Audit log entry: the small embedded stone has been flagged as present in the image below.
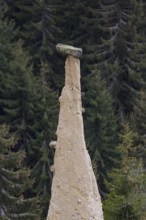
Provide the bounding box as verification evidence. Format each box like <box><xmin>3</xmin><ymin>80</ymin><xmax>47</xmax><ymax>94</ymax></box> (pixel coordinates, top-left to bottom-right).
<box><xmin>81</xmin><ymin>92</ymin><xmax>85</xmax><ymax>97</ymax></box>
<box><xmin>49</xmin><ymin>141</ymin><xmax>57</xmax><ymax>149</ymax></box>
<box><xmin>77</xmin><ymin>199</ymin><xmax>82</xmax><ymax>204</ymax></box>
<box><xmin>50</xmin><ymin>165</ymin><xmax>55</xmax><ymax>173</ymax></box>
<box><xmin>82</xmin><ymin>108</ymin><xmax>85</xmax><ymax>113</ymax></box>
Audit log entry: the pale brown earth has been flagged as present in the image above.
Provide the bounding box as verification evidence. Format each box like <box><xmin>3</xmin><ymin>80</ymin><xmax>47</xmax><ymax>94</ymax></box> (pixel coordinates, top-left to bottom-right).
<box><xmin>47</xmin><ymin>55</ymin><xmax>104</xmax><ymax>220</ymax></box>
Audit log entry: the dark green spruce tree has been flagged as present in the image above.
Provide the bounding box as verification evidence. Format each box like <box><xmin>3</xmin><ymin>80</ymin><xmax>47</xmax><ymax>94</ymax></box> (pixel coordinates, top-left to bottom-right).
<box><xmin>0</xmin><ymin>2</ymin><xmax>42</xmax><ymax>217</ymax></box>
<box><xmin>6</xmin><ymin>0</ymin><xmax>62</xmax><ymax>86</ymax></box>
<box><xmin>0</xmin><ymin>124</ymin><xmax>40</xmax><ymax>219</ymax></box>
<box><xmin>104</xmin><ymin>125</ymin><xmax>146</xmax><ymax>220</ymax></box>
<box><xmin>5</xmin><ymin>1</ymin><xmax>61</xmax><ymax>218</ymax></box>
<box><xmin>84</xmin><ymin>72</ymin><xmax>118</xmax><ymax>196</ymax></box>
<box><xmin>95</xmin><ymin>0</ymin><xmax>146</xmax><ymax>120</ymax></box>
<box><xmin>32</xmin><ymin>62</ymin><xmax>58</xmax><ymax>219</ymax></box>
<box><xmin>130</xmin><ymin>90</ymin><xmax>146</xmax><ymax>162</ymax></box>
<box><xmin>0</xmin><ymin>5</ymin><xmax>36</xmax><ymax>155</ymax></box>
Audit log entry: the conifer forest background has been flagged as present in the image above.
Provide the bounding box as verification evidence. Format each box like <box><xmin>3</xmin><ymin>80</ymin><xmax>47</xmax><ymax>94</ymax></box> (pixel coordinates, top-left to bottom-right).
<box><xmin>0</xmin><ymin>0</ymin><xmax>146</xmax><ymax>219</ymax></box>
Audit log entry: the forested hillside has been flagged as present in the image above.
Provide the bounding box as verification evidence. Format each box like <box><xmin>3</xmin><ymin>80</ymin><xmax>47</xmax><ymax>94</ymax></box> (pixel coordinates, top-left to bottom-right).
<box><xmin>0</xmin><ymin>0</ymin><xmax>146</xmax><ymax>219</ymax></box>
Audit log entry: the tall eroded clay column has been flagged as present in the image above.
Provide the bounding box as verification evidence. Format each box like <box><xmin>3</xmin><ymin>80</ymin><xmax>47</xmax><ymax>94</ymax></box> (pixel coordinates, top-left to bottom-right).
<box><xmin>47</xmin><ymin>44</ymin><xmax>104</xmax><ymax>220</ymax></box>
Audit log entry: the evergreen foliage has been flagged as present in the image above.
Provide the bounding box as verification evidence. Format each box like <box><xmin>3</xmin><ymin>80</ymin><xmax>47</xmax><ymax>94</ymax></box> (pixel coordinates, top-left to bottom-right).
<box><xmin>0</xmin><ymin>124</ymin><xmax>40</xmax><ymax>219</ymax></box>
<box><xmin>130</xmin><ymin>90</ymin><xmax>146</xmax><ymax>166</ymax></box>
<box><xmin>131</xmin><ymin>90</ymin><xmax>146</xmax><ymax>147</ymax></box>
<box><xmin>84</xmin><ymin>73</ymin><xmax>118</xmax><ymax>195</ymax></box>
<box><xmin>1</xmin><ymin>0</ymin><xmax>146</xmax><ymax>218</ymax></box>
<box><xmin>32</xmin><ymin>62</ymin><xmax>58</xmax><ymax>218</ymax></box>
<box><xmin>1</xmin><ymin>2</ymin><xmax>59</xmax><ymax>218</ymax></box>
<box><xmin>0</xmin><ymin>49</ymin><xmax>35</xmax><ymax>153</ymax></box>
<box><xmin>104</xmin><ymin>125</ymin><xmax>146</xmax><ymax>220</ymax></box>
<box><xmin>63</xmin><ymin>0</ymin><xmax>146</xmax><ymax>120</ymax></box>
<box><xmin>0</xmin><ymin>7</ymin><xmax>35</xmax><ymax>154</ymax></box>
<box><xmin>96</xmin><ymin>0</ymin><xmax>145</xmax><ymax>120</ymax></box>
<box><xmin>6</xmin><ymin>0</ymin><xmax>62</xmax><ymax>81</ymax></box>
<box><xmin>61</xmin><ymin>0</ymin><xmax>101</xmax><ymax>74</ymax></box>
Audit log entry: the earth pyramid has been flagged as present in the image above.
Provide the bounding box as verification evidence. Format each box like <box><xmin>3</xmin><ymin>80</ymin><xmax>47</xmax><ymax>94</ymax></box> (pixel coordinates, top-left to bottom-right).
<box><xmin>47</xmin><ymin>44</ymin><xmax>104</xmax><ymax>220</ymax></box>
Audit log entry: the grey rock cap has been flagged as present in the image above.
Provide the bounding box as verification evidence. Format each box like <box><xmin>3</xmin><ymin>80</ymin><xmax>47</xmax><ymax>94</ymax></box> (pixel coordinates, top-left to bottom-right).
<box><xmin>56</xmin><ymin>43</ymin><xmax>82</xmax><ymax>58</ymax></box>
